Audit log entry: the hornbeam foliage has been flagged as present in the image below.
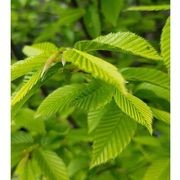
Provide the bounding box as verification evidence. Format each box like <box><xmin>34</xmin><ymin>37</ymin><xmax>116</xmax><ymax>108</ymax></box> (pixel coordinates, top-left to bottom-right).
<box><xmin>151</xmin><ymin>107</ymin><xmax>170</xmax><ymax>125</ymax></box>
<box><xmin>11</xmin><ymin>2</ymin><xmax>170</xmax><ymax>179</ymax></box>
<box><xmin>143</xmin><ymin>159</ymin><xmax>170</xmax><ymax>180</ymax></box>
<box><xmin>34</xmin><ymin>149</ymin><xmax>69</xmax><ymax>180</ymax></box>
<box><xmin>63</xmin><ymin>49</ymin><xmax>127</xmax><ymax>93</ymax></box>
<box><xmin>161</xmin><ymin>17</ymin><xmax>170</xmax><ymax>72</ymax></box>
<box><xmin>15</xmin><ymin>155</ymin><xmax>36</xmax><ymax>180</ymax></box>
<box><xmin>37</xmin><ymin>80</ymin><xmax>114</xmax><ymax>117</ymax></box>
<box><xmin>75</xmin><ymin>32</ymin><xmax>162</xmax><ymax>60</ymax></box>
<box><xmin>121</xmin><ymin>67</ymin><xmax>170</xmax><ymax>89</ymax></box>
<box><xmin>114</xmin><ymin>91</ymin><xmax>153</xmax><ymax>134</ymax></box>
<box><xmin>12</xmin><ymin>70</ymin><xmax>42</xmax><ymax>106</ymax></box>
<box><xmin>23</xmin><ymin>42</ymin><xmax>58</xmax><ymax>57</ymax></box>
<box><xmin>11</xmin><ymin>55</ymin><xmax>49</xmax><ymax>81</ymax></box>
<box><xmin>126</xmin><ymin>5</ymin><xmax>170</xmax><ymax>11</ymax></box>
<box><xmin>134</xmin><ymin>82</ymin><xmax>170</xmax><ymax>102</ymax></box>
<box><xmin>91</xmin><ymin>102</ymin><xmax>137</xmax><ymax>168</ymax></box>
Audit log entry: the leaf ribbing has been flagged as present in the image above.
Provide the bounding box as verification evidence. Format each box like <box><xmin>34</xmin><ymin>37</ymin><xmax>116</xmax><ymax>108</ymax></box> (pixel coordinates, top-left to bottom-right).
<box><xmin>161</xmin><ymin>17</ymin><xmax>170</xmax><ymax>72</ymax></box>
<box><xmin>91</xmin><ymin>102</ymin><xmax>136</xmax><ymax>168</ymax></box>
<box><xmin>63</xmin><ymin>49</ymin><xmax>127</xmax><ymax>93</ymax></box>
<box><xmin>12</xmin><ymin>64</ymin><xmax>60</xmax><ymax>117</ymax></box>
<box><xmin>88</xmin><ymin>106</ymin><xmax>107</xmax><ymax>133</ymax></box>
<box><xmin>11</xmin><ymin>69</ymin><xmax>41</xmax><ymax>106</ymax></box>
<box><xmin>75</xmin><ymin>32</ymin><xmax>162</xmax><ymax>60</ymax></box>
<box><xmin>34</xmin><ymin>149</ymin><xmax>69</xmax><ymax>180</ymax></box>
<box><xmin>114</xmin><ymin>91</ymin><xmax>153</xmax><ymax>134</ymax></box>
<box><xmin>121</xmin><ymin>67</ymin><xmax>170</xmax><ymax>89</ymax></box>
<box><xmin>11</xmin><ymin>132</ymin><xmax>34</xmax><ymax>145</ymax></box>
<box><xmin>11</xmin><ymin>55</ymin><xmax>49</xmax><ymax>81</ymax></box>
<box><xmin>37</xmin><ymin>84</ymin><xmax>84</xmax><ymax>117</ymax></box>
<box><xmin>37</xmin><ymin>80</ymin><xmax>114</xmax><ymax>117</ymax></box>
<box><xmin>72</xmin><ymin>80</ymin><xmax>114</xmax><ymax>111</ymax></box>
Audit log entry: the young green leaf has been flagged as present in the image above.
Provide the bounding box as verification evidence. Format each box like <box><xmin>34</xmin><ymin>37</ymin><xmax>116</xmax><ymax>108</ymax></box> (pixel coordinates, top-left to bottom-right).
<box><xmin>83</xmin><ymin>3</ymin><xmax>101</xmax><ymax>38</ymax></box>
<box><xmin>63</xmin><ymin>49</ymin><xmax>127</xmax><ymax>93</ymax></box>
<box><xmin>23</xmin><ymin>42</ymin><xmax>58</xmax><ymax>57</ymax></box>
<box><xmin>35</xmin><ymin>8</ymin><xmax>85</xmax><ymax>42</ymax></box>
<box><xmin>72</xmin><ymin>80</ymin><xmax>114</xmax><ymax>111</ymax></box>
<box><xmin>15</xmin><ymin>155</ymin><xmax>36</xmax><ymax>180</ymax></box>
<box><xmin>161</xmin><ymin>17</ymin><xmax>170</xmax><ymax>72</ymax></box>
<box><xmin>37</xmin><ymin>80</ymin><xmax>114</xmax><ymax>117</ymax></box>
<box><xmin>88</xmin><ymin>106</ymin><xmax>107</xmax><ymax>133</ymax></box>
<box><xmin>114</xmin><ymin>91</ymin><xmax>153</xmax><ymax>134</ymax></box>
<box><xmin>11</xmin><ymin>69</ymin><xmax>41</xmax><ymax>106</ymax></box>
<box><xmin>126</xmin><ymin>5</ymin><xmax>170</xmax><ymax>11</ymax></box>
<box><xmin>11</xmin><ymin>55</ymin><xmax>49</xmax><ymax>81</ymax></box>
<box><xmin>121</xmin><ymin>67</ymin><xmax>170</xmax><ymax>89</ymax></box>
<box><xmin>34</xmin><ymin>149</ymin><xmax>69</xmax><ymax>180</ymax></box>
<box><xmin>75</xmin><ymin>32</ymin><xmax>162</xmax><ymax>60</ymax></box>
<box><xmin>37</xmin><ymin>84</ymin><xmax>85</xmax><ymax>117</ymax></box>
<box><xmin>151</xmin><ymin>107</ymin><xmax>170</xmax><ymax>125</ymax></box>
<box><xmin>134</xmin><ymin>83</ymin><xmax>170</xmax><ymax>102</ymax></box>
<box><xmin>91</xmin><ymin>102</ymin><xmax>136</xmax><ymax>168</ymax></box>
<box><xmin>143</xmin><ymin>159</ymin><xmax>170</xmax><ymax>180</ymax></box>
<box><xmin>101</xmin><ymin>0</ymin><xmax>124</xmax><ymax>26</ymax></box>
<box><xmin>13</xmin><ymin>108</ymin><xmax>46</xmax><ymax>134</ymax></box>
<box><xmin>11</xmin><ymin>64</ymin><xmax>61</xmax><ymax>117</ymax></box>
<box><xmin>11</xmin><ymin>131</ymin><xmax>34</xmax><ymax>145</ymax></box>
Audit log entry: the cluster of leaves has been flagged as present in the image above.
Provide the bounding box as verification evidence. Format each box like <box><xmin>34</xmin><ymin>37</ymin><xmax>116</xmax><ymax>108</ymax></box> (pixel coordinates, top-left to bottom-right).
<box><xmin>11</xmin><ymin>0</ymin><xmax>170</xmax><ymax>179</ymax></box>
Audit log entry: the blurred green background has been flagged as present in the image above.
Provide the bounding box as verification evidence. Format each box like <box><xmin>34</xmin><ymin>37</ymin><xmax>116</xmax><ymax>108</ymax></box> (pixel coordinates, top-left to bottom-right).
<box><xmin>11</xmin><ymin>0</ymin><xmax>170</xmax><ymax>179</ymax></box>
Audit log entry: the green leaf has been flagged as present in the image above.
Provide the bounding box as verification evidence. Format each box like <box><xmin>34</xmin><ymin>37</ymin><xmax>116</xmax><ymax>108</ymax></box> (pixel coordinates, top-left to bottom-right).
<box><xmin>11</xmin><ymin>132</ymin><xmax>34</xmax><ymax>170</ymax></box>
<box><xmin>56</xmin><ymin>8</ymin><xmax>85</xmax><ymax>25</ymax></box>
<box><xmin>15</xmin><ymin>155</ymin><xmax>36</xmax><ymax>180</ymax></box>
<box><xmin>91</xmin><ymin>102</ymin><xmax>136</xmax><ymax>168</ymax></box>
<box><xmin>75</xmin><ymin>32</ymin><xmax>162</xmax><ymax>60</ymax></box>
<box><xmin>37</xmin><ymin>80</ymin><xmax>114</xmax><ymax>117</ymax></box>
<box><xmin>114</xmin><ymin>91</ymin><xmax>153</xmax><ymax>134</ymax></box>
<box><xmin>161</xmin><ymin>17</ymin><xmax>170</xmax><ymax>72</ymax></box>
<box><xmin>134</xmin><ymin>83</ymin><xmax>170</xmax><ymax>102</ymax></box>
<box><xmin>66</xmin><ymin>128</ymin><xmax>91</xmax><ymax>144</ymax></box>
<box><xmin>151</xmin><ymin>107</ymin><xmax>170</xmax><ymax>125</ymax></box>
<box><xmin>83</xmin><ymin>3</ymin><xmax>101</xmax><ymax>38</ymax></box>
<box><xmin>11</xmin><ymin>55</ymin><xmax>48</xmax><ymax>81</ymax></box>
<box><xmin>11</xmin><ymin>132</ymin><xmax>34</xmax><ymax>169</ymax></box>
<box><xmin>121</xmin><ymin>67</ymin><xmax>170</xmax><ymax>89</ymax></box>
<box><xmin>13</xmin><ymin>108</ymin><xmax>46</xmax><ymax>134</ymax></box>
<box><xmin>101</xmin><ymin>0</ymin><xmax>124</xmax><ymax>26</ymax></box>
<box><xmin>35</xmin><ymin>8</ymin><xmax>85</xmax><ymax>42</ymax></box>
<box><xmin>63</xmin><ymin>49</ymin><xmax>127</xmax><ymax>93</ymax></box>
<box><xmin>72</xmin><ymin>80</ymin><xmax>114</xmax><ymax>111</ymax></box>
<box><xmin>37</xmin><ymin>84</ymin><xmax>84</xmax><ymax>117</ymax></box>
<box><xmin>143</xmin><ymin>159</ymin><xmax>170</xmax><ymax>180</ymax></box>
<box><xmin>23</xmin><ymin>42</ymin><xmax>58</xmax><ymax>57</ymax></box>
<box><xmin>11</xmin><ymin>69</ymin><xmax>41</xmax><ymax>106</ymax></box>
<box><xmin>11</xmin><ymin>131</ymin><xmax>34</xmax><ymax>145</ymax></box>
<box><xmin>34</xmin><ymin>149</ymin><xmax>69</xmax><ymax>180</ymax></box>
<box><xmin>68</xmin><ymin>157</ymin><xmax>89</xmax><ymax>177</ymax></box>
<box><xmin>133</xmin><ymin>136</ymin><xmax>160</xmax><ymax>147</ymax></box>
<box><xmin>11</xmin><ymin>64</ymin><xmax>60</xmax><ymax>117</ymax></box>
<box><xmin>126</xmin><ymin>5</ymin><xmax>170</xmax><ymax>11</ymax></box>
<box><xmin>88</xmin><ymin>106</ymin><xmax>107</xmax><ymax>133</ymax></box>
